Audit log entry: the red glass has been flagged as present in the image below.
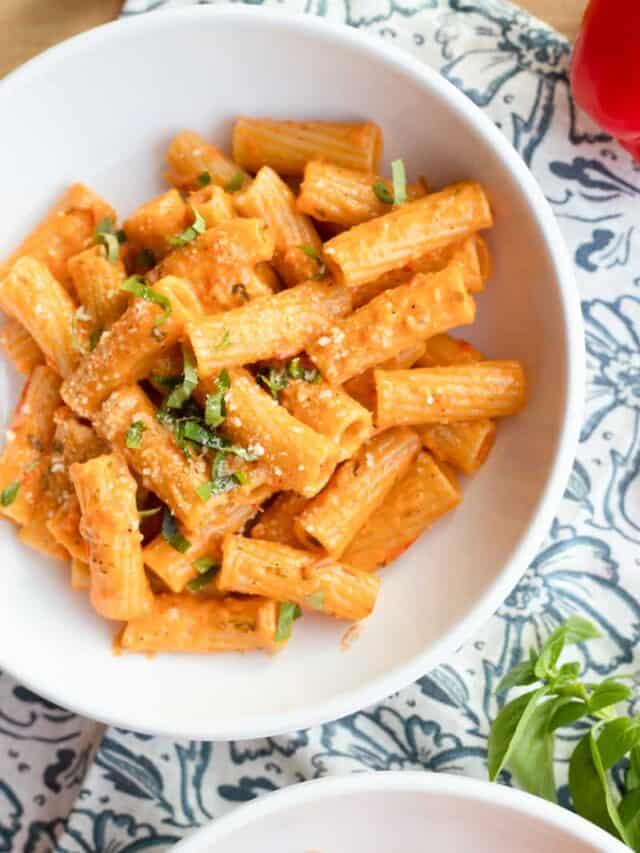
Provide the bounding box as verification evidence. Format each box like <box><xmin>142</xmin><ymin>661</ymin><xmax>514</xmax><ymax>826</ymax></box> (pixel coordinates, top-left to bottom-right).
<box><xmin>570</xmin><ymin>0</ymin><xmax>640</xmax><ymax>160</ymax></box>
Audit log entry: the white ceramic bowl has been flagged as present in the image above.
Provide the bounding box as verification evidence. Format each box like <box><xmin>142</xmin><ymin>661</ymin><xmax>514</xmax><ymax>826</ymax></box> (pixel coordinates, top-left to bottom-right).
<box><xmin>173</xmin><ymin>773</ymin><xmax>625</xmax><ymax>852</ymax></box>
<box><xmin>0</xmin><ymin>7</ymin><xmax>582</xmax><ymax>739</ymax></box>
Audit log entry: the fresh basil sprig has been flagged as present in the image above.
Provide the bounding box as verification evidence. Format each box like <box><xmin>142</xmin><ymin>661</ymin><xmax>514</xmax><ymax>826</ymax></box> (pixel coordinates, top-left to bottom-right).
<box><xmin>489</xmin><ymin>615</ymin><xmax>640</xmax><ymax>848</ymax></box>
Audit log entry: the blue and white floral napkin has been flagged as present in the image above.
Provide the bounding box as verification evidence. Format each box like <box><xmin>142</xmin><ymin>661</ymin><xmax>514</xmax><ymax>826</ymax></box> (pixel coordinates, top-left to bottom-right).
<box><xmin>2</xmin><ymin>1</ymin><xmax>640</xmax><ymax>850</ymax></box>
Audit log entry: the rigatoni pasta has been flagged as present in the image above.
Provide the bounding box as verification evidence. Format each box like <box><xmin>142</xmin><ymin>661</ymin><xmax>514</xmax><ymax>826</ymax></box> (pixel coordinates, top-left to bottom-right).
<box><xmin>307</xmin><ymin>265</ymin><xmax>474</xmax><ymax>385</ymax></box>
<box><xmin>232</xmin><ymin>119</ymin><xmax>383</xmax><ymax>176</ymax></box>
<box><xmin>0</xmin><ymin>114</ymin><xmax>526</xmax><ymax>658</ymax></box>
<box><xmin>375</xmin><ymin>361</ymin><xmax>527</xmax><ymax>428</ymax></box>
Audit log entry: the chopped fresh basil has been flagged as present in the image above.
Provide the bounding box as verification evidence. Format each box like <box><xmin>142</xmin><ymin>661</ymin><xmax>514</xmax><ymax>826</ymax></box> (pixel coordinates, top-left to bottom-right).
<box><xmin>138</xmin><ymin>506</ymin><xmax>161</xmax><ymax>518</ymax></box>
<box><xmin>275</xmin><ymin>601</ymin><xmax>302</xmax><ymax>643</ymax></box>
<box><xmin>197</xmin><ymin>171</ymin><xmax>212</xmax><ymax>187</ymax></box>
<box><xmin>287</xmin><ymin>357</ymin><xmax>321</xmax><ymax>384</ymax></box>
<box><xmin>258</xmin><ymin>366</ymin><xmax>289</xmax><ymax>399</ymax></box>
<box><xmin>152</xmin><ymin>374</ymin><xmax>182</xmax><ymax>391</ymax></box>
<box><xmin>165</xmin><ymin>345</ymin><xmax>198</xmax><ymax>410</ymax></box>
<box><xmin>231</xmin><ymin>283</ymin><xmax>249</xmax><ymax>301</ymax></box>
<box><xmin>89</xmin><ymin>328</ymin><xmax>102</xmax><ymax>352</ymax></box>
<box><xmin>120</xmin><ymin>275</ymin><xmax>171</xmax><ymax>326</ymax></box>
<box><xmin>225</xmin><ymin>172</ymin><xmax>244</xmax><ymax>193</ymax></box>
<box><xmin>95</xmin><ymin>216</ymin><xmax>121</xmax><ymax>262</ymax></box>
<box><xmin>214</xmin><ymin>328</ymin><xmax>231</xmax><ymax>350</ymax></box>
<box><xmin>167</xmin><ymin>205</ymin><xmax>206</xmax><ymax>248</ymax></box>
<box><xmin>125</xmin><ymin>420</ymin><xmax>146</xmax><ymax>449</ymax></box>
<box><xmin>305</xmin><ymin>591</ymin><xmax>325</xmax><ymax>611</ymax></box>
<box><xmin>391</xmin><ymin>159</ymin><xmax>407</xmax><ymax>205</ymax></box>
<box><xmin>193</xmin><ymin>556</ymin><xmax>218</xmax><ymax>573</ymax></box>
<box><xmin>204</xmin><ymin>369</ymin><xmax>230</xmax><ymax>429</ymax></box>
<box><xmin>196</xmin><ymin>452</ymin><xmax>248</xmax><ymax>501</ymax></box>
<box><xmin>373</xmin><ymin>179</ymin><xmax>394</xmax><ymax>205</ymax></box>
<box><xmin>186</xmin><ymin>566</ymin><xmax>219</xmax><ymax>592</ymax></box>
<box><xmin>0</xmin><ymin>481</ymin><xmax>20</xmax><ymax>507</ymax></box>
<box><xmin>161</xmin><ymin>508</ymin><xmax>191</xmax><ymax>553</ymax></box>
<box><xmin>297</xmin><ymin>243</ymin><xmax>326</xmax><ymax>277</ymax></box>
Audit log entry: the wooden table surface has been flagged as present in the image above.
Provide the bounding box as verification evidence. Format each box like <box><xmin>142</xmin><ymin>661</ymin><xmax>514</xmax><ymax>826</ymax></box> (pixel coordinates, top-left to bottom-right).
<box><xmin>1</xmin><ymin>0</ymin><xmax>587</xmax><ymax>79</ymax></box>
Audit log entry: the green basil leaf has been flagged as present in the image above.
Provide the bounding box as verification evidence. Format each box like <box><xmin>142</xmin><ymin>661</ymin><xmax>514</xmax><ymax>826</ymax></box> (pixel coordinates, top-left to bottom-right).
<box><xmin>496</xmin><ymin>660</ymin><xmax>539</xmax><ymax>694</ymax></box>
<box><xmin>619</xmin><ymin>788</ymin><xmax>640</xmax><ymax>850</ymax></box>
<box><xmin>373</xmin><ymin>180</ymin><xmax>394</xmax><ymax>204</ymax></box>
<box><xmin>508</xmin><ymin>695</ymin><xmax>559</xmax><ymax>802</ymax></box>
<box><xmin>197</xmin><ymin>171</ymin><xmax>212</xmax><ymax>187</ymax></box>
<box><xmin>0</xmin><ymin>481</ymin><xmax>20</xmax><ymax>507</ymax></box>
<box><xmin>488</xmin><ymin>686</ymin><xmax>548</xmax><ymax>781</ymax></box>
<box><xmin>391</xmin><ymin>159</ymin><xmax>407</xmax><ymax>205</ymax></box>
<box><xmin>186</xmin><ymin>563</ymin><xmax>219</xmax><ymax>591</ymax></box>
<box><xmin>297</xmin><ymin>243</ymin><xmax>326</xmax><ymax>277</ymax></box>
<box><xmin>287</xmin><ymin>357</ymin><xmax>321</xmax><ymax>384</ymax></box>
<box><xmin>89</xmin><ymin>328</ymin><xmax>102</xmax><ymax>351</ymax></box>
<box><xmin>125</xmin><ymin>420</ymin><xmax>146</xmax><ymax>449</ymax></box>
<box><xmin>138</xmin><ymin>506</ymin><xmax>161</xmax><ymax>518</ymax></box>
<box><xmin>161</xmin><ymin>508</ymin><xmax>191</xmax><ymax>553</ymax></box>
<box><xmin>258</xmin><ymin>367</ymin><xmax>289</xmax><ymax>399</ymax></box>
<box><xmin>569</xmin><ymin>730</ymin><xmax>629</xmax><ymax>843</ymax></box>
<box><xmin>305</xmin><ymin>591</ymin><xmax>324</xmax><ymax>611</ymax></box>
<box><xmin>120</xmin><ymin>276</ymin><xmax>171</xmax><ymax>326</ymax></box>
<box><xmin>165</xmin><ymin>346</ymin><xmax>198</xmax><ymax>410</ymax></box>
<box><xmin>94</xmin><ymin>216</ymin><xmax>121</xmax><ymax>262</ymax></box>
<box><xmin>214</xmin><ymin>329</ymin><xmax>231</xmax><ymax>350</ymax></box>
<box><xmin>597</xmin><ymin>718</ymin><xmax>640</xmax><ymax>770</ymax></box>
<box><xmin>167</xmin><ymin>204</ymin><xmax>206</xmax><ymax>248</ymax></box>
<box><xmin>275</xmin><ymin>601</ymin><xmax>301</xmax><ymax>643</ymax></box>
<box><xmin>193</xmin><ymin>556</ymin><xmax>218</xmax><ymax>574</ymax></box>
<box><xmin>626</xmin><ymin>746</ymin><xmax>640</xmax><ymax>792</ymax></box>
<box><xmin>548</xmin><ymin>698</ymin><xmax>589</xmax><ymax>732</ymax></box>
<box><xmin>204</xmin><ymin>369</ymin><xmax>230</xmax><ymax>428</ymax></box>
<box><xmin>589</xmin><ymin>680</ymin><xmax>633</xmax><ymax>715</ymax></box>
<box><xmin>535</xmin><ymin>615</ymin><xmax>601</xmax><ymax>678</ymax></box>
<box><xmin>225</xmin><ymin>172</ymin><xmax>244</xmax><ymax>193</ymax></box>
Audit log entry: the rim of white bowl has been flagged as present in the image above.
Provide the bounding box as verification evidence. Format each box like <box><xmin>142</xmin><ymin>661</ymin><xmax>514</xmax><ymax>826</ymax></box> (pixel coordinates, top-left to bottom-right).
<box><xmin>0</xmin><ymin>6</ymin><xmax>585</xmax><ymax>740</ymax></box>
<box><xmin>172</xmin><ymin>772</ymin><xmax>626</xmax><ymax>851</ymax></box>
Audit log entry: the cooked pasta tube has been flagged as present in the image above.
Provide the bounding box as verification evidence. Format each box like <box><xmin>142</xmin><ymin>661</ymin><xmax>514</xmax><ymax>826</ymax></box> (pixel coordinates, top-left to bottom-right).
<box><xmin>188</xmin><ymin>185</ymin><xmax>236</xmax><ymax>228</ymax></box>
<box><xmin>120</xmin><ymin>595</ymin><xmax>279</xmax><ymax>653</ymax></box>
<box><xmin>343</xmin><ymin>342</ymin><xmax>427</xmax><ymax>412</ymax></box>
<box><xmin>351</xmin><ymin>233</ymin><xmax>490</xmax><ymax>308</ymax></box>
<box><xmin>47</xmin><ymin>496</ymin><xmax>87</xmax><ymax>562</ymax></box>
<box><xmin>188</xmin><ymin>280</ymin><xmax>351</xmax><ymax>376</ymax></box>
<box><xmin>235</xmin><ymin>166</ymin><xmax>323</xmax><ymax>286</ymax></box>
<box><xmin>0</xmin><ymin>319</ymin><xmax>44</xmax><ymax>375</ymax></box>
<box><xmin>232</xmin><ymin>119</ymin><xmax>383</xmax><ymax>177</ymax></box>
<box><xmin>17</xmin><ymin>465</ymin><xmax>68</xmax><ymax>561</ymax></box>
<box><xmin>71</xmin><ymin>557</ymin><xmax>90</xmax><ymax>591</ymax></box>
<box><xmin>0</xmin><ymin>183</ymin><xmax>115</xmax><ymax>286</ymax></box>
<box><xmin>417</xmin><ymin>420</ymin><xmax>497</xmax><ymax>475</ymax></box>
<box><xmin>61</xmin><ymin>276</ymin><xmax>201</xmax><ymax>418</ymax></box>
<box><xmin>67</xmin><ymin>245</ymin><xmax>129</xmax><ymax>331</ymax></box>
<box><xmin>70</xmin><ymin>454</ymin><xmax>152</xmax><ymax>620</ymax></box>
<box><xmin>94</xmin><ymin>384</ymin><xmax>211</xmax><ymax>530</ymax></box>
<box><xmin>196</xmin><ymin>368</ymin><xmax>341</xmax><ymax>498</ymax></box>
<box><xmin>0</xmin><ymin>257</ymin><xmax>79</xmax><ymax>378</ymax></box>
<box><xmin>144</xmin><ymin>491</ymin><xmax>272</xmax><ymax>593</ymax></box>
<box><xmin>375</xmin><ymin>361</ymin><xmax>527</xmax><ymax>428</ymax></box>
<box><xmin>220</xmin><ymin>535</ymin><xmax>380</xmax><ymax>620</ymax></box>
<box><xmin>150</xmin><ymin>219</ymin><xmax>275</xmax><ymax>309</ymax></box>
<box><xmin>190</xmin><ymin>261</ymin><xmax>279</xmax><ymax>312</ymax></box>
<box><xmin>249</xmin><ymin>492</ymin><xmax>309</xmax><ymax>547</ymax></box>
<box><xmin>0</xmin><ymin>366</ymin><xmax>61</xmax><ymax>525</ymax></box>
<box><xmin>297</xmin><ymin>161</ymin><xmax>426</xmax><ymax>227</ymax></box>
<box><xmin>294</xmin><ymin>427</ymin><xmax>420</xmax><ymax>558</ymax></box>
<box><xmin>343</xmin><ymin>451</ymin><xmax>461</xmax><ymax>571</ymax></box>
<box><xmin>165</xmin><ymin>131</ymin><xmax>250</xmax><ymax>192</ymax></box>
<box><xmin>323</xmin><ymin>182</ymin><xmax>492</xmax><ymax>288</ymax></box>
<box><xmin>416</xmin><ymin>333</ymin><xmax>484</xmax><ymax>367</ymax></box>
<box><xmin>308</xmin><ymin>266</ymin><xmax>474</xmax><ymax>385</ymax></box>
<box><xmin>123</xmin><ymin>189</ymin><xmax>191</xmax><ymax>261</ymax></box>
<box><xmin>279</xmin><ymin>377</ymin><xmax>373</xmax><ymax>461</ymax></box>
